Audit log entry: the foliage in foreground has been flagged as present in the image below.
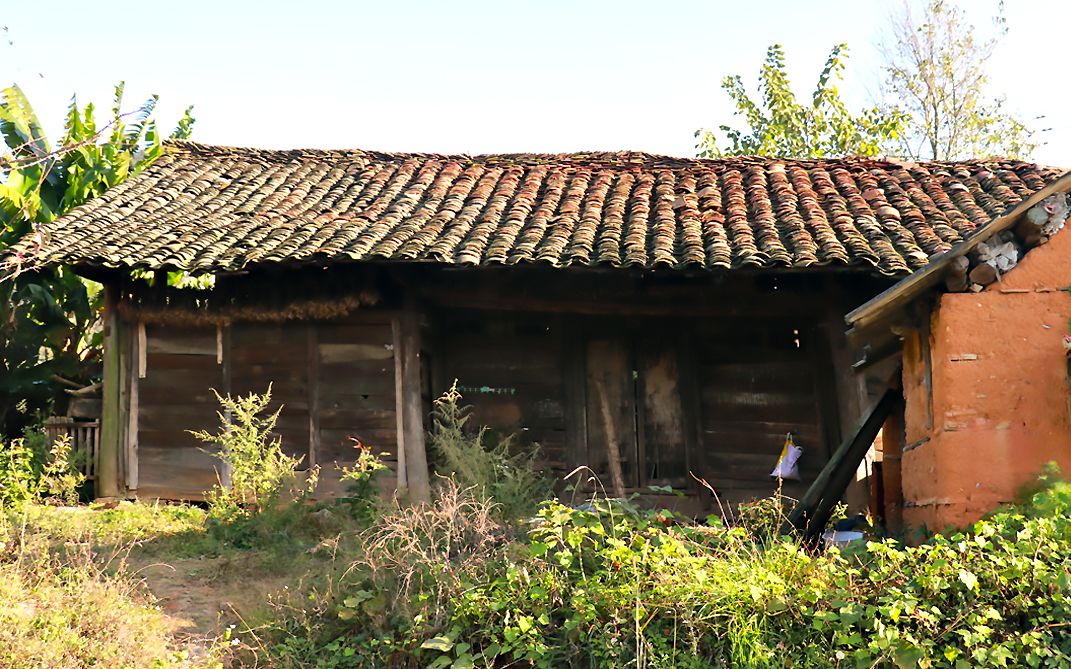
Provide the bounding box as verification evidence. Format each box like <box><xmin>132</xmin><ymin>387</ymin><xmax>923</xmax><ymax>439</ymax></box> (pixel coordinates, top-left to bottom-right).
<box><xmin>257</xmin><ymin>475</ymin><xmax>1071</xmax><ymax>669</ymax></box>
<box><xmin>0</xmin><ymin>431</ymin><xmax>84</xmax><ymax>511</ymax></box>
<box><xmin>190</xmin><ymin>386</ymin><xmax>316</xmax><ymax>524</ymax></box>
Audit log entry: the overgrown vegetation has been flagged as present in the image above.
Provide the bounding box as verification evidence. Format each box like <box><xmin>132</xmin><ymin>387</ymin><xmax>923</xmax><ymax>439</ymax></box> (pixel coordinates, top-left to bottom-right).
<box><xmin>0</xmin><ymin>431</ymin><xmax>84</xmax><ymax>510</ymax></box>
<box><xmin>429</xmin><ymin>382</ymin><xmax>553</xmax><ymax>521</ymax></box>
<box><xmin>6</xmin><ymin>386</ymin><xmax>1071</xmax><ymax>668</ymax></box>
<box><xmin>0</xmin><ymin>544</ymin><xmax>222</xmax><ymax>668</ymax></box>
<box><xmin>190</xmin><ymin>385</ymin><xmax>315</xmax><ymax>523</ymax></box>
<box><xmin>250</xmin><ymin>474</ymin><xmax>1071</xmax><ymax>668</ymax></box>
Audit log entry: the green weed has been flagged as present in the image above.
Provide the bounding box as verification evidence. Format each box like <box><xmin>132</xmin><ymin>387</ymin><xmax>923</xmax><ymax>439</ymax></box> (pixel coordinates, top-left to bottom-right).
<box><xmin>429</xmin><ymin>382</ymin><xmax>552</xmax><ymax>521</ymax></box>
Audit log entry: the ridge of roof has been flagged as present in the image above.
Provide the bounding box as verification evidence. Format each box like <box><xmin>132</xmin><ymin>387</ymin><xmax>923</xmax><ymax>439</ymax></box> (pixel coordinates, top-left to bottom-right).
<box><xmin>163</xmin><ymin>140</ymin><xmax>1042</xmax><ymax>173</ymax></box>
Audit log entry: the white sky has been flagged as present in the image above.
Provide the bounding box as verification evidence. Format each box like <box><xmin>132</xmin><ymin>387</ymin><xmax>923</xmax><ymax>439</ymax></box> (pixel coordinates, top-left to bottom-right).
<box><xmin>3</xmin><ymin>0</ymin><xmax>1069</xmax><ymax>165</ymax></box>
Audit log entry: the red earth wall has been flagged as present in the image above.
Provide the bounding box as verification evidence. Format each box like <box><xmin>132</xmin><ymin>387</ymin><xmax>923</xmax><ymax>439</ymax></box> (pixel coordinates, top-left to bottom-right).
<box><xmin>902</xmin><ymin>227</ymin><xmax>1071</xmax><ymax>529</ymax></box>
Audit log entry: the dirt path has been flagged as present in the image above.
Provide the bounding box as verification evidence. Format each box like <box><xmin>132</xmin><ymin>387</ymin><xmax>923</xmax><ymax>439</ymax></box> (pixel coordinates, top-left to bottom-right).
<box><xmin>127</xmin><ymin>554</ymin><xmax>294</xmax><ymax>640</ymax></box>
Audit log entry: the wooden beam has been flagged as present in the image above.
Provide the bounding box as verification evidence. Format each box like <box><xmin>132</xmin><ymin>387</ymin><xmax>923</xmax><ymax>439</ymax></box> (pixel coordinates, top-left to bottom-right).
<box><xmin>98</xmin><ymin>284</ymin><xmax>121</xmax><ymax>498</ymax></box>
<box><xmin>398</xmin><ymin>297</ymin><xmax>430</xmax><ymax>503</ymax></box>
<box><xmin>420</xmin><ymin>285</ymin><xmax>834</xmax><ymax>320</ymax></box>
<box><xmin>786</xmin><ymin>386</ymin><xmax>900</xmax><ymax>540</ymax></box>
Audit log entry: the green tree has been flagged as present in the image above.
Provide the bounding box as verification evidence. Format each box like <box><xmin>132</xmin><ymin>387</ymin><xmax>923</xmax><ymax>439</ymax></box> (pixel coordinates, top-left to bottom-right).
<box><xmin>696</xmin><ymin>44</ymin><xmax>906</xmax><ymax>158</ymax></box>
<box><xmin>882</xmin><ymin>0</ymin><xmax>1036</xmax><ymax>160</ymax></box>
<box><xmin>0</xmin><ymin>83</ymin><xmax>194</xmax><ymax>435</ymax></box>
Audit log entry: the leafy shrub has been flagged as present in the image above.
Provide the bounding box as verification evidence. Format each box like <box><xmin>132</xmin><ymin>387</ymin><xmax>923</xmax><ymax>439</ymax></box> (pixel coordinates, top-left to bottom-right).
<box><xmin>337</xmin><ymin>438</ymin><xmax>389</xmax><ymax>525</ymax></box>
<box><xmin>190</xmin><ymin>385</ymin><xmax>315</xmax><ymax>522</ymax></box>
<box><xmin>429</xmin><ymin>382</ymin><xmax>553</xmax><ymax>520</ymax></box>
<box><xmin>435</xmin><ymin>483</ymin><xmax>1071</xmax><ymax>668</ymax></box>
<box><xmin>255</xmin><ymin>450</ymin><xmax>1071</xmax><ymax>669</ymax></box>
<box><xmin>256</xmin><ymin>480</ymin><xmax>514</xmax><ymax>668</ymax></box>
<box><xmin>0</xmin><ymin>432</ymin><xmax>84</xmax><ymax>511</ymax></box>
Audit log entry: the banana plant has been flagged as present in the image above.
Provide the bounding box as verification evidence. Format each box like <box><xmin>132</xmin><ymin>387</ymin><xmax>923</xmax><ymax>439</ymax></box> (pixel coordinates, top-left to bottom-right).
<box><xmin>0</xmin><ymin>82</ymin><xmax>194</xmax><ymax>436</ymax></box>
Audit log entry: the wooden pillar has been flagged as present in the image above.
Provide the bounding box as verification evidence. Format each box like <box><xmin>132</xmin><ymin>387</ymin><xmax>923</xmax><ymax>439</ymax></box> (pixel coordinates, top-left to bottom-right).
<box><xmin>219</xmin><ymin>323</ymin><xmax>233</xmax><ymax>488</ymax></box>
<box><xmin>307</xmin><ymin>325</ymin><xmax>320</xmax><ymax>469</ymax></box>
<box><xmin>392</xmin><ymin>315</ymin><xmax>408</xmax><ymax>494</ymax></box>
<box><xmin>395</xmin><ymin>297</ymin><xmax>429</xmax><ymax>503</ymax></box>
<box><xmin>98</xmin><ymin>284</ymin><xmax>121</xmax><ymax>498</ymax></box>
<box><xmin>882</xmin><ymin>402</ymin><xmax>906</xmax><ymax>533</ymax></box>
<box><xmin>124</xmin><ymin>321</ymin><xmax>143</xmax><ymax>492</ymax></box>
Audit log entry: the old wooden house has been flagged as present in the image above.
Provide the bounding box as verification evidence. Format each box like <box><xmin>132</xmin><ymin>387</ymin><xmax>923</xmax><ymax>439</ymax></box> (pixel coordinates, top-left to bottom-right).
<box><xmin>10</xmin><ymin>142</ymin><xmax>1063</xmax><ymax>510</ymax></box>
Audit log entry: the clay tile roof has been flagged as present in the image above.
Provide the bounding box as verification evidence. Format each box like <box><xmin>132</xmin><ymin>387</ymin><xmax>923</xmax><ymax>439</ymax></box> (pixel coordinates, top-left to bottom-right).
<box><xmin>12</xmin><ymin>141</ymin><xmax>1065</xmax><ymax>275</ymax></box>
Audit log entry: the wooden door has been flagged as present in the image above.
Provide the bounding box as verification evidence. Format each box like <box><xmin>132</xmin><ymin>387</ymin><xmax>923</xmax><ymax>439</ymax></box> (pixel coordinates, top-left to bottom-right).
<box><xmin>637</xmin><ymin>342</ymin><xmax>689</xmax><ymax>487</ymax></box>
<box><xmin>584</xmin><ymin>336</ymin><xmax>689</xmax><ymax>494</ymax></box>
<box><xmin>585</xmin><ymin>338</ymin><xmax>639</xmax><ymax>493</ymax></box>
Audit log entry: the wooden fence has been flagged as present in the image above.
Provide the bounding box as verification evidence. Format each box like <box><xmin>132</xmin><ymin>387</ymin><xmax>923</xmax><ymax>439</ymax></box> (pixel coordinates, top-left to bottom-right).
<box><xmin>42</xmin><ymin>416</ymin><xmax>100</xmax><ymax>482</ymax></box>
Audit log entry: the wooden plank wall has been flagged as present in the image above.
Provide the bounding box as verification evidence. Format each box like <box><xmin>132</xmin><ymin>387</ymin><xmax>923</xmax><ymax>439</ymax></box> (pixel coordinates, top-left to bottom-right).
<box><xmin>690</xmin><ymin>320</ymin><xmax>828</xmax><ymax>507</ymax></box>
<box><xmin>137</xmin><ymin>325</ymin><xmax>223</xmax><ymax>499</ymax></box>
<box><xmin>434</xmin><ymin>312</ymin><xmax>569</xmax><ymax>473</ymax></box>
<box><xmin>315</xmin><ymin>319</ymin><xmax>397</xmax><ymax>466</ymax></box>
<box><xmin>231</xmin><ymin>323</ymin><xmax>311</xmax><ymax>465</ymax></box>
<box><xmin>135</xmin><ymin>315</ymin><xmax>398</xmax><ymax>500</ymax></box>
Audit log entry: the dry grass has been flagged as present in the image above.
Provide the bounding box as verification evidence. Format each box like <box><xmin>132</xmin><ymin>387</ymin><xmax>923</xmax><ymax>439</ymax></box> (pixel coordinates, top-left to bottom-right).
<box><xmin>353</xmin><ymin>479</ymin><xmax>510</xmax><ymax>624</ymax></box>
<box><xmin>0</xmin><ymin>529</ymin><xmax>229</xmax><ymax>669</ymax></box>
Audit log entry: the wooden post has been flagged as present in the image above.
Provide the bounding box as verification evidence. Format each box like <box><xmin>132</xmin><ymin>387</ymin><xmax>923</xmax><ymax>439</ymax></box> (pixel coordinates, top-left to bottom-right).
<box><xmin>307</xmin><ymin>325</ymin><xmax>320</xmax><ymax>469</ymax></box>
<box><xmin>787</xmin><ymin>386</ymin><xmax>899</xmax><ymax>540</ymax></box>
<box><xmin>881</xmin><ymin>403</ymin><xmax>906</xmax><ymax>533</ymax></box>
<box><xmin>98</xmin><ymin>284</ymin><xmax>121</xmax><ymax>498</ymax></box>
<box><xmin>392</xmin><ymin>316</ymin><xmax>409</xmax><ymax>494</ymax></box>
<box><xmin>124</xmin><ymin>319</ymin><xmax>141</xmax><ymax>491</ymax></box>
<box><xmin>398</xmin><ymin>298</ymin><xmax>430</xmax><ymax>503</ymax></box>
<box><xmin>220</xmin><ymin>323</ymin><xmax>233</xmax><ymax>488</ymax></box>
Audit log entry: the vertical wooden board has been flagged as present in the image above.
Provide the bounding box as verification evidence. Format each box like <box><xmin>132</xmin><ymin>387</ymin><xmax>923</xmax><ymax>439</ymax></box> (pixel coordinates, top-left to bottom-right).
<box><xmin>99</xmin><ymin>286</ymin><xmax>121</xmax><ymax>497</ymax></box>
<box><xmin>126</xmin><ymin>320</ymin><xmax>140</xmax><ymax>491</ymax></box>
<box><xmin>561</xmin><ymin>322</ymin><xmax>588</xmax><ymax>472</ymax></box>
<box><xmin>638</xmin><ymin>345</ymin><xmax>687</xmax><ymax>486</ymax></box>
<box><xmin>307</xmin><ymin>326</ymin><xmax>319</xmax><ymax>468</ymax></box>
<box><xmin>585</xmin><ymin>338</ymin><xmax>638</xmax><ymax>490</ymax></box>
<box><xmin>399</xmin><ymin>299</ymin><xmax>429</xmax><ymax>502</ymax></box>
